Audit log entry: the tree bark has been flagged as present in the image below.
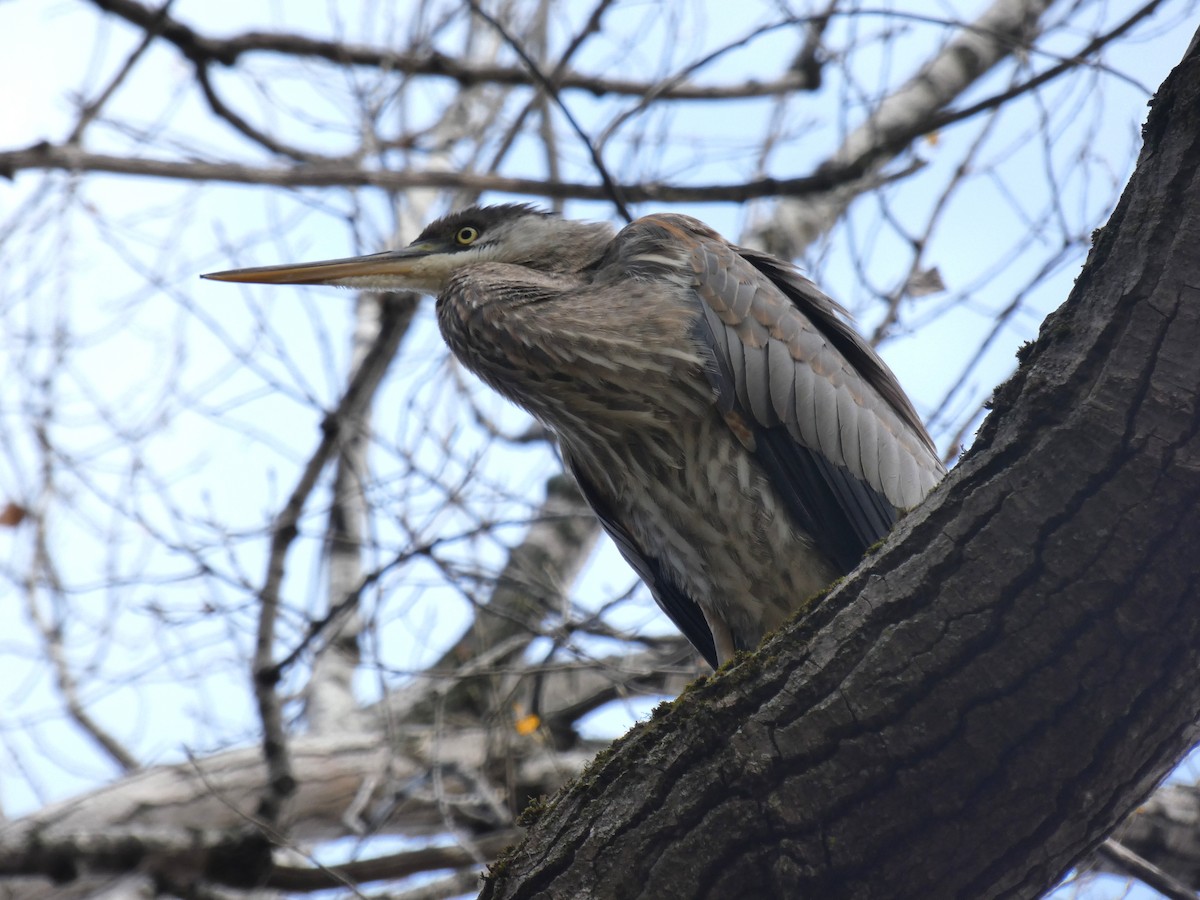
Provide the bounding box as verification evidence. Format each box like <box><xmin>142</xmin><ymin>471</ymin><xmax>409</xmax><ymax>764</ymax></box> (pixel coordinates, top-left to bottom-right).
<box><xmin>480</xmin><ymin>32</ymin><xmax>1200</xmax><ymax>900</ymax></box>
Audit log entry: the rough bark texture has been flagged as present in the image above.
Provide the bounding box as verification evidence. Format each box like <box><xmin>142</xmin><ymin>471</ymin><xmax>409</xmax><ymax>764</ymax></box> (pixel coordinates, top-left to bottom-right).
<box><xmin>480</xmin><ymin>36</ymin><xmax>1200</xmax><ymax>900</ymax></box>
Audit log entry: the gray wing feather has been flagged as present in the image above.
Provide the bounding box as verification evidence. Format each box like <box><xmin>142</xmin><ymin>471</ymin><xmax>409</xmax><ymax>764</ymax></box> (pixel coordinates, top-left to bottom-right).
<box><xmin>768</xmin><ymin>338</ymin><xmax>795</xmax><ymax>425</ymax></box>
<box><xmin>791</xmin><ymin>355</ymin><xmax>821</xmax><ymax>448</ymax></box>
<box><xmin>700</xmin><ymin>301</ymin><xmax>736</xmax><ymax>414</ymax></box>
<box><xmin>856</xmin><ymin>406</ymin><xmax>880</xmax><ymax>493</ymax></box>
<box><xmin>878</xmin><ymin>430</ymin><xmax>902</xmax><ymax>504</ymax></box>
<box><xmin>899</xmin><ymin>449</ymin><xmax>922</xmax><ymax>509</ymax></box>
<box><xmin>837</xmin><ymin>385</ymin><xmax>861</xmax><ymax>482</ymax></box>
<box><xmin>743</xmin><ymin>339</ymin><xmax>776</xmax><ymax>427</ymax></box>
<box><xmin>814</xmin><ymin>379</ymin><xmax>842</xmax><ymax>472</ymax></box>
<box><xmin>725</xmin><ymin>322</ymin><xmax>751</xmax><ymax>412</ymax></box>
<box><xmin>728</xmin><ymin>268</ymin><xmax>755</xmax><ymax>319</ymax></box>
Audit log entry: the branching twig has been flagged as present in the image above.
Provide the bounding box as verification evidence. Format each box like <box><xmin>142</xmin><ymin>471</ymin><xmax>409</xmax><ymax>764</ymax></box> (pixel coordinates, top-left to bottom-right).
<box><xmin>1097</xmin><ymin>837</ymin><xmax>1199</xmax><ymax>900</ymax></box>
<box><xmin>252</xmin><ymin>294</ymin><xmax>413</xmax><ymax>825</ymax></box>
<box><xmin>466</xmin><ymin>0</ymin><xmax>631</xmax><ymax>221</ymax></box>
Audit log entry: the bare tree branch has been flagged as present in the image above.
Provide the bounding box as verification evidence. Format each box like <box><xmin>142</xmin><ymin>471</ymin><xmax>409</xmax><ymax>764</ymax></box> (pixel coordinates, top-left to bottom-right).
<box><xmin>85</xmin><ymin>0</ymin><xmax>822</xmax><ymax>100</ymax></box>
<box><xmin>252</xmin><ymin>294</ymin><xmax>412</xmax><ymax>824</ymax></box>
<box><xmin>749</xmin><ymin>0</ymin><xmax>1055</xmax><ymax>256</ymax></box>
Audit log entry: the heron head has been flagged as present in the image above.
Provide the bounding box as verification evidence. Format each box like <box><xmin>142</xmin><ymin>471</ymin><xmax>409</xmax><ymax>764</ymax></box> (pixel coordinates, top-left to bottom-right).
<box><xmin>202</xmin><ymin>204</ymin><xmax>615</xmax><ymax>295</ymax></box>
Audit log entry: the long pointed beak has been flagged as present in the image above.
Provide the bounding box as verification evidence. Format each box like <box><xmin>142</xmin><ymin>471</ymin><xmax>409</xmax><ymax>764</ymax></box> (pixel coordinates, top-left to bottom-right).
<box><xmin>201</xmin><ymin>244</ymin><xmax>439</xmax><ymax>288</ymax></box>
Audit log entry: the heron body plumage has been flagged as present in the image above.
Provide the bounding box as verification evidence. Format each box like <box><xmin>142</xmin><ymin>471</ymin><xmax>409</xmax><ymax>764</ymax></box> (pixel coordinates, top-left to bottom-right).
<box><xmin>203</xmin><ymin>204</ymin><xmax>946</xmax><ymax>669</ymax></box>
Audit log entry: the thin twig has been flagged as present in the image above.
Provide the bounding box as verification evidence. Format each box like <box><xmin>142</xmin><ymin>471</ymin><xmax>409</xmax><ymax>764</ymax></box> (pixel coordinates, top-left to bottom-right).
<box><xmin>466</xmin><ymin>0</ymin><xmax>632</xmax><ymax>221</ymax></box>
<box><xmin>1097</xmin><ymin>837</ymin><xmax>1199</xmax><ymax>900</ymax></box>
<box><xmin>67</xmin><ymin>0</ymin><xmax>176</xmax><ymax>144</ymax></box>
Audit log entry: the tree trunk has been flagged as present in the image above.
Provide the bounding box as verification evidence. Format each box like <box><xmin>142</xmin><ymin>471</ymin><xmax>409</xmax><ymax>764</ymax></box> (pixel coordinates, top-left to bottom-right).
<box><xmin>480</xmin><ymin>32</ymin><xmax>1200</xmax><ymax>900</ymax></box>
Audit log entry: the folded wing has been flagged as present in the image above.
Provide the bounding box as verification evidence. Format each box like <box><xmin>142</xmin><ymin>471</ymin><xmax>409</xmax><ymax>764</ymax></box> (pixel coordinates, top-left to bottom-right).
<box><xmin>684</xmin><ymin>228</ymin><xmax>945</xmax><ymax>572</ymax></box>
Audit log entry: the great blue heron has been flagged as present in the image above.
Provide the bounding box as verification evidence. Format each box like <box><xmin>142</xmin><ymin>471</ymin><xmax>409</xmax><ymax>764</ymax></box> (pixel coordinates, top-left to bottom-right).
<box><xmin>204</xmin><ymin>205</ymin><xmax>945</xmax><ymax>668</ymax></box>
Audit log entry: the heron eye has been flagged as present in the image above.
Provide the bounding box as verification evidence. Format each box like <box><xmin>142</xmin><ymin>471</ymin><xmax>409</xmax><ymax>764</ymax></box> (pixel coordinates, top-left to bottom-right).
<box><xmin>455</xmin><ymin>226</ymin><xmax>479</xmax><ymax>245</ymax></box>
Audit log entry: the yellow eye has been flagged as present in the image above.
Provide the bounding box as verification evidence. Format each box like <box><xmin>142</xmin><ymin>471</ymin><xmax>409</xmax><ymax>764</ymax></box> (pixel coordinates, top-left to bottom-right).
<box><xmin>455</xmin><ymin>226</ymin><xmax>479</xmax><ymax>245</ymax></box>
